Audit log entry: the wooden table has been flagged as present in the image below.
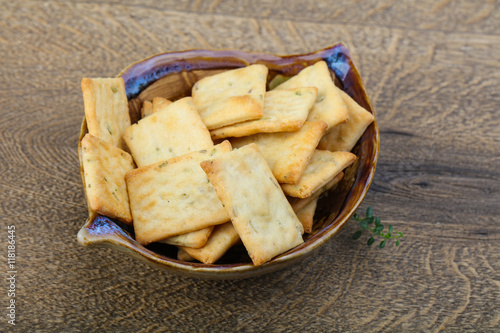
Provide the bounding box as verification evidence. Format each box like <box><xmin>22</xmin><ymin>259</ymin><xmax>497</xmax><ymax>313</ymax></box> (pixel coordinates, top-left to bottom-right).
<box><xmin>2</xmin><ymin>1</ymin><xmax>499</xmax><ymax>331</ymax></box>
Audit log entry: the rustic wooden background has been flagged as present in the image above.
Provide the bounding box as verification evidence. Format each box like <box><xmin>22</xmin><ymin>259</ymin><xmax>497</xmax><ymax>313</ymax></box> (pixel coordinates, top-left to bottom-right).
<box><xmin>1</xmin><ymin>1</ymin><xmax>499</xmax><ymax>332</ymax></box>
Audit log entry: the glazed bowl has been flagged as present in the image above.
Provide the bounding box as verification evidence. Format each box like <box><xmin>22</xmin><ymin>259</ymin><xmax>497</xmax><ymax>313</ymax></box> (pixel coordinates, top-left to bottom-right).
<box><xmin>77</xmin><ymin>43</ymin><xmax>379</xmax><ymax>279</ymax></box>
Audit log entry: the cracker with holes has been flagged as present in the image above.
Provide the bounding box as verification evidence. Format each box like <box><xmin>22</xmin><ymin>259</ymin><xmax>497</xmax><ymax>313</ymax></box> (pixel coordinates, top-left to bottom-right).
<box><xmin>192</xmin><ymin>64</ymin><xmax>268</xmax><ymax>130</ymax></box>
<box><xmin>180</xmin><ymin>222</ymin><xmax>240</xmax><ymax>264</ymax></box>
<box><xmin>281</xmin><ymin>150</ymin><xmax>356</xmax><ymax>198</ymax></box>
<box><xmin>126</xmin><ymin>141</ymin><xmax>232</xmax><ymax>245</ymax></box>
<box><xmin>123</xmin><ymin>97</ymin><xmax>213</xmax><ymax>167</ymax></box>
<box><xmin>201</xmin><ymin>143</ymin><xmax>304</xmax><ymax>266</ymax></box>
<box><xmin>318</xmin><ymin>88</ymin><xmax>375</xmax><ymax>152</ymax></box>
<box><xmin>210</xmin><ymin>87</ymin><xmax>317</xmax><ymax>140</ymax></box>
<box><xmin>81</xmin><ymin>77</ymin><xmax>131</xmax><ymax>149</ymax></box>
<box><xmin>274</xmin><ymin>61</ymin><xmax>348</xmax><ymax>131</ymax></box>
<box><xmin>81</xmin><ymin>134</ymin><xmax>135</xmax><ymax>224</ymax></box>
<box><xmin>230</xmin><ymin>121</ymin><xmax>327</xmax><ymax>184</ymax></box>
<box><xmin>296</xmin><ymin>198</ymin><xmax>318</xmax><ymax>234</ymax></box>
<box><xmin>289</xmin><ymin>172</ymin><xmax>344</xmax><ymax>212</ymax></box>
<box><xmin>159</xmin><ymin>226</ymin><xmax>214</xmax><ymax>248</ymax></box>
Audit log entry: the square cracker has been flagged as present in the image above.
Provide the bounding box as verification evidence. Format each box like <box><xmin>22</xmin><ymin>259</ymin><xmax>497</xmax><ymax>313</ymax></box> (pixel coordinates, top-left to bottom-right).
<box><xmin>289</xmin><ymin>172</ymin><xmax>343</xmax><ymax>212</ymax></box>
<box><xmin>230</xmin><ymin>121</ymin><xmax>327</xmax><ymax>184</ymax></box>
<box><xmin>81</xmin><ymin>77</ymin><xmax>131</xmax><ymax>149</ymax></box>
<box><xmin>296</xmin><ymin>198</ymin><xmax>318</xmax><ymax>234</ymax></box>
<box><xmin>200</xmin><ymin>143</ymin><xmax>304</xmax><ymax>266</ymax></box>
<box><xmin>274</xmin><ymin>61</ymin><xmax>348</xmax><ymax>131</ymax></box>
<box><xmin>159</xmin><ymin>226</ymin><xmax>214</xmax><ymax>248</ymax></box>
<box><xmin>81</xmin><ymin>134</ymin><xmax>135</xmax><ymax>224</ymax></box>
<box><xmin>126</xmin><ymin>141</ymin><xmax>232</xmax><ymax>245</ymax></box>
<box><xmin>318</xmin><ymin>88</ymin><xmax>375</xmax><ymax>152</ymax></box>
<box><xmin>210</xmin><ymin>87</ymin><xmax>317</xmax><ymax>140</ymax></box>
<box><xmin>192</xmin><ymin>64</ymin><xmax>268</xmax><ymax>130</ymax></box>
<box><xmin>281</xmin><ymin>150</ymin><xmax>356</xmax><ymax>198</ymax></box>
<box><xmin>123</xmin><ymin>97</ymin><xmax>213</xmax><ymax>167</ymax></box>
<box><xmin>180</xmin><ymin>222</ymin><xmax>240</xmax><ymax>264</ymax></box>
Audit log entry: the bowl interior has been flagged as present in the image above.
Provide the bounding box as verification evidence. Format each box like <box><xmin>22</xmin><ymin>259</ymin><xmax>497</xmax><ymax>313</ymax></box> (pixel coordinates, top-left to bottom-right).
<box><xmin>77</xmin><ymin>44</ymin><xmax>379</xmax><ymax>279</ymax></box>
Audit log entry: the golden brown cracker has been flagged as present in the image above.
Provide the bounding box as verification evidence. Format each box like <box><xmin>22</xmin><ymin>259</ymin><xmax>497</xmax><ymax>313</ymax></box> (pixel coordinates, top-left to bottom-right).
<box><xmin>81</xmin><ymin>77</ymin><xmax>131</xmax><ymax>149</ymax></box>
<box><xmin>192</xmin><ymin>64</ymin><xmax>268</xmax><ymax>130</ymax></box>
<box><xmin>180</xmin><ymin>222</ymin><xmax>240</xmax><ymax>264</ymax></box>
<box><xmin>123</xmin><ymin>97</ymin><xmax>213</xmax><ymax>167</ymax></box>
<box><xmin>289</xmin><ymin>172</ymin><xmax>344</xmax><ymax>212</ymax></box>
<box><xmin>210</xmin><ymin>87</ymin><xmax>317</xmax><ymax>140</ymax></box>
<box><xmin>274</xmin><ymin>61</ymin><xmax>348</xmax><ymax>131</ymax></box>
<box><xmin>296</xmin><ymin>198</ymin><xmax>318</xmax><ymax>234</ymax></box>
<box><xmin>281</xmin><ymin>150</ymin><xmax>356</xmax><ymax>198</ymax></box>
<box><xmin>200</xmin><ymin>144</ymin><xmax>304</xmax><ymax>266</ymax></box>
<box><xmin>126</xmin><ymin>141</ymin><xmax>232</xmax><ymax>245</ymax></box>
<box><xmin>81</xmin><ymin>134</ymin><xmax>135</xmax><ymax>224</ymax></box>
<box><xmin>318</xmin><ymin>88</ymin><xmax>375</xmax><ymax>152</ymax></box>
<box><xmin>230</xmin><ymin>121</ymin><xmax>327</xmax><ymax>184</ymax></box>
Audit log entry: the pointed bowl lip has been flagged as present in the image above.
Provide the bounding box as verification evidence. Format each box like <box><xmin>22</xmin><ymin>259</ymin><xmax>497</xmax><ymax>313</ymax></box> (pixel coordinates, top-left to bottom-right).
<box><xmin>77</xmin><ymin>43</ymin><xmax>379</xmax><ymax>279</ymax></box>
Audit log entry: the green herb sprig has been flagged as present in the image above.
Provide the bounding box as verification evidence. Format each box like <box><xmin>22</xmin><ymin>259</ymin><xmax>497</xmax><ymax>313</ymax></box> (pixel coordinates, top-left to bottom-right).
<box><xmin>352</xmin><ymin>207</ymin><xmax>404</xmax><ymax>248</ymax></box>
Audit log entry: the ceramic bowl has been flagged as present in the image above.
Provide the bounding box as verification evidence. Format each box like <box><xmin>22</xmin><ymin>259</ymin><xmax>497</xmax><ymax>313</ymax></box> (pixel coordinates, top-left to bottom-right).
<box><xmin>77</xmin><ymin>43</ymin><xmax>379</xmax><ymax>279</ymax></box>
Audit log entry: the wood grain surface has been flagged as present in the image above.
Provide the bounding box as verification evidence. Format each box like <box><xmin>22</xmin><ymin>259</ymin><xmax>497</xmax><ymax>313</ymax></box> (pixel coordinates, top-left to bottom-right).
<box><xmin>1</xmin><ymin>1</ymin><xmax>499</xmax><ymax>332</ymax></box>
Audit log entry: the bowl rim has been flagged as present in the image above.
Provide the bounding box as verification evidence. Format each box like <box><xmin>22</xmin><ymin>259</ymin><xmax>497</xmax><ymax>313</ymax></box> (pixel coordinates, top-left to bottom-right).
<box><xmin>77</xmin><ymin>43</ymin><xmax>379</xmax><ymax>279</ymax></box>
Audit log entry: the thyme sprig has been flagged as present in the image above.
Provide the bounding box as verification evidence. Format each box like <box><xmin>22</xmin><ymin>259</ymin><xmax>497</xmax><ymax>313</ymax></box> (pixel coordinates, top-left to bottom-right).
<box><xmin>352</xmin><ymin>207</ymin><xmax>404</xmax><ymax>248</ymax></box>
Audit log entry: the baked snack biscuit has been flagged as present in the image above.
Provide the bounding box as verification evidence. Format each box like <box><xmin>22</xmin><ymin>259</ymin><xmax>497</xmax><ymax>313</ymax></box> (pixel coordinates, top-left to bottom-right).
<box><xmin>126</xmin><ymin>141</ymin><xmax>232</xmax><ymax>245</ymax></box>
<box><xmin>81</xmin><ymin>77</ymin><xmax>131</xmax><ymax>149</ymax></box>
<box><xmin>123</xmin><ymin>97</ymin><xmax>213</xmax><ymax>167</ymax></box>
<box><xmin>318</xmin><ymin>88</ymin><xmax>375</xmax><ymax>152</ymax></box>
<box><xmin>281</xmin><ymin>150</ymin><xmax>356</xmax><ymax>198</ymax></box>
<box><xmin>274</xmin><ymin>61</ymin><xmax>348</xmax><ymax>131</ymax></box>
<box><xmin>192</xmin><ymin>64</ymin><xmax>268</xmax><ymax>129</ymax></box>
<box><xmin>210</xmin><ymin>87</ymin><xmax>317</xmax><ymax>139</ymax></box>
<box><xmin>180</xmin><ymin>222</ymin><xmax>240</xmax><ymax>264</ymax></box>
<box><xmin>201</xmin><ymin>143</ymin><xmax>304</xmax><ymax>266</ymax></box>
<box><xmin>230</xmin><ymin>121</ymin><xmax>327</xmax><ymax>183</ymax></box>
<box><xmin>81</xmin><ymin>134</ymin><xmax>135</xmax><ymax>224</ymax></box>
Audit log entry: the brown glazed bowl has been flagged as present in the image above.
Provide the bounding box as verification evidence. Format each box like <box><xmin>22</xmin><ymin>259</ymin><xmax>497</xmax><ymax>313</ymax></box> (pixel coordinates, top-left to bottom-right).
<box><xmin>77</xmin><ymin>43</ymin><xmax>379</xmax><ymax>279</ymax></box>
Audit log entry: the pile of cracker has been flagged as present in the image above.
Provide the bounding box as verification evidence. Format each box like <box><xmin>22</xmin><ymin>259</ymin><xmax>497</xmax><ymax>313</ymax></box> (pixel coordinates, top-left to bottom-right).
<box><xmin>80</xmin><ymin>61</ymin><xmax>374</xmax><ymax>266</ymax></box>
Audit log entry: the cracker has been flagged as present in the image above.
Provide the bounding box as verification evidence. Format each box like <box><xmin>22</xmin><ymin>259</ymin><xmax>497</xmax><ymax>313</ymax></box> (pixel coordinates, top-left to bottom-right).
<box><xmin>230</xmin><ymin>121</ymin><xmax>327</xmax><ymax>184</ymax></box>
<box><xmin>126</xmin><ymin>141</ymin><xmax>232</xmax><ymax>245</ymax></box>
<box><xmin>281</xmin><ymin>150</ymin><xmax>356</xmax><ymax>198</ymax></box>
<box><xmin>289</xmin><ymin>172</ymin><xmax>343</xmax><ymax>212</ymax></box>
<box><xmin>274</xmin><ymin>61</ymin><xmax>348</xmax><ymax>131</ymax></box>
<box><xmin>192</xmin><ymin>64</ymin><xmax>268</xmax><ymax>130</ymax></box>
<box><xmin>141</xmin><ymin>100</ymin><xmax>153</xmax><ymax>118</ymax></box>
<box><xmin>81</xmin><ymin>134</ymin><xmax>135</xmax><ymax>224</ymax></box>
<box><xmin>318</xmin><ymin>88</ymin><xmax>375</xmax><ymax>152</ymax></box>
<box><xmin>152</xmin><ymin>97</ymin><xmax>172</xmax><ymax>112</ymax></box>
<box><xmin>81</xmin><ymin>77</ymin><xmax>131</xmax><ymax>149</ymax></box>
<box><xmin>296</xmin><ymin>198</ymin><xmax>318</xmax><ymax>234</ymax></box>
<box><xmin>210</xmin><ymin>87</ymin><xmax>317</xmax><ymax>140</ymax></box>
<box><xmin>177</xmin><ymin>248</ymin><xmax>195</xmax><ymax>261</ymax></box>
<box><xmin>180</xmin><ymin>222</ymin><xmax>240</xmax><ymax>264</ymax></box>
<box><xmin>201</xmin><ymin>143</ymin><xmax>304</xmax><ymax>266</ymax></box>
<box><xmin>159</xmin><ymin>226</ymin><xmax>214</xmax><ymax>248</ymax></box>
<box><xmin>123</xmin><ymin>97</ymin><xmax>213</xmax><ymax>167</ymax></box>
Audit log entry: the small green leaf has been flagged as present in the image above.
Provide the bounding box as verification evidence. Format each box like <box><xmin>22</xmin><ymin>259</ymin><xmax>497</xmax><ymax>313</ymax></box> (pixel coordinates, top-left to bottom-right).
<box><xmin>374</xmin><ymin>217</ymin><xmax>381</xmax><ymax>226</ymax></box>
<box><xmin>367</xmin><ymin>236</ymin><xmax>374</xmax><ymax>246</ymax></box>
<box><xmin>366</xmin><ymin>207</ymin><xmax>373</xmax><ymax>218</ymax></box>
<box><xmin>389</xmin><ymin>225</ymin><xmax>393</xmax><ymax>233</ymax></box>
<box><xmin>386</xmin><ymin>232</ymin><xmax>392</xmax><ymax>238</ymax></box>
<box><xmin>396</xmin><ymin>239</ymin><xmax>400</xmax><ymax>246</ymax></box>
<box><xmin>379</xmin><ymin>240</ymin><xmax>386</xmax><ymax>249</ymax></box>
<box><xmin>360</xmin><ymin>221</ymin><xmax>369</xmax><ymax>229</ymax></box>
<box><xmin>375</xmin><ymin>225</ymin><xmax>384</xmax><ymax>233</ymax></box>
<box><xmin>352</xmin><ymin>230</ymin><xmax>363</xmax><ymax>240</ymax></box>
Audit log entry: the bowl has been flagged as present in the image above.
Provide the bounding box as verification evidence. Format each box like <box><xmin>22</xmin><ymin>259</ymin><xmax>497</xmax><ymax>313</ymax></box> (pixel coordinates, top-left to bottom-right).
<box><xmin>77</xmin><ymin>43</ymin><xmax>379</xmax><ymax>279</ymax></box>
